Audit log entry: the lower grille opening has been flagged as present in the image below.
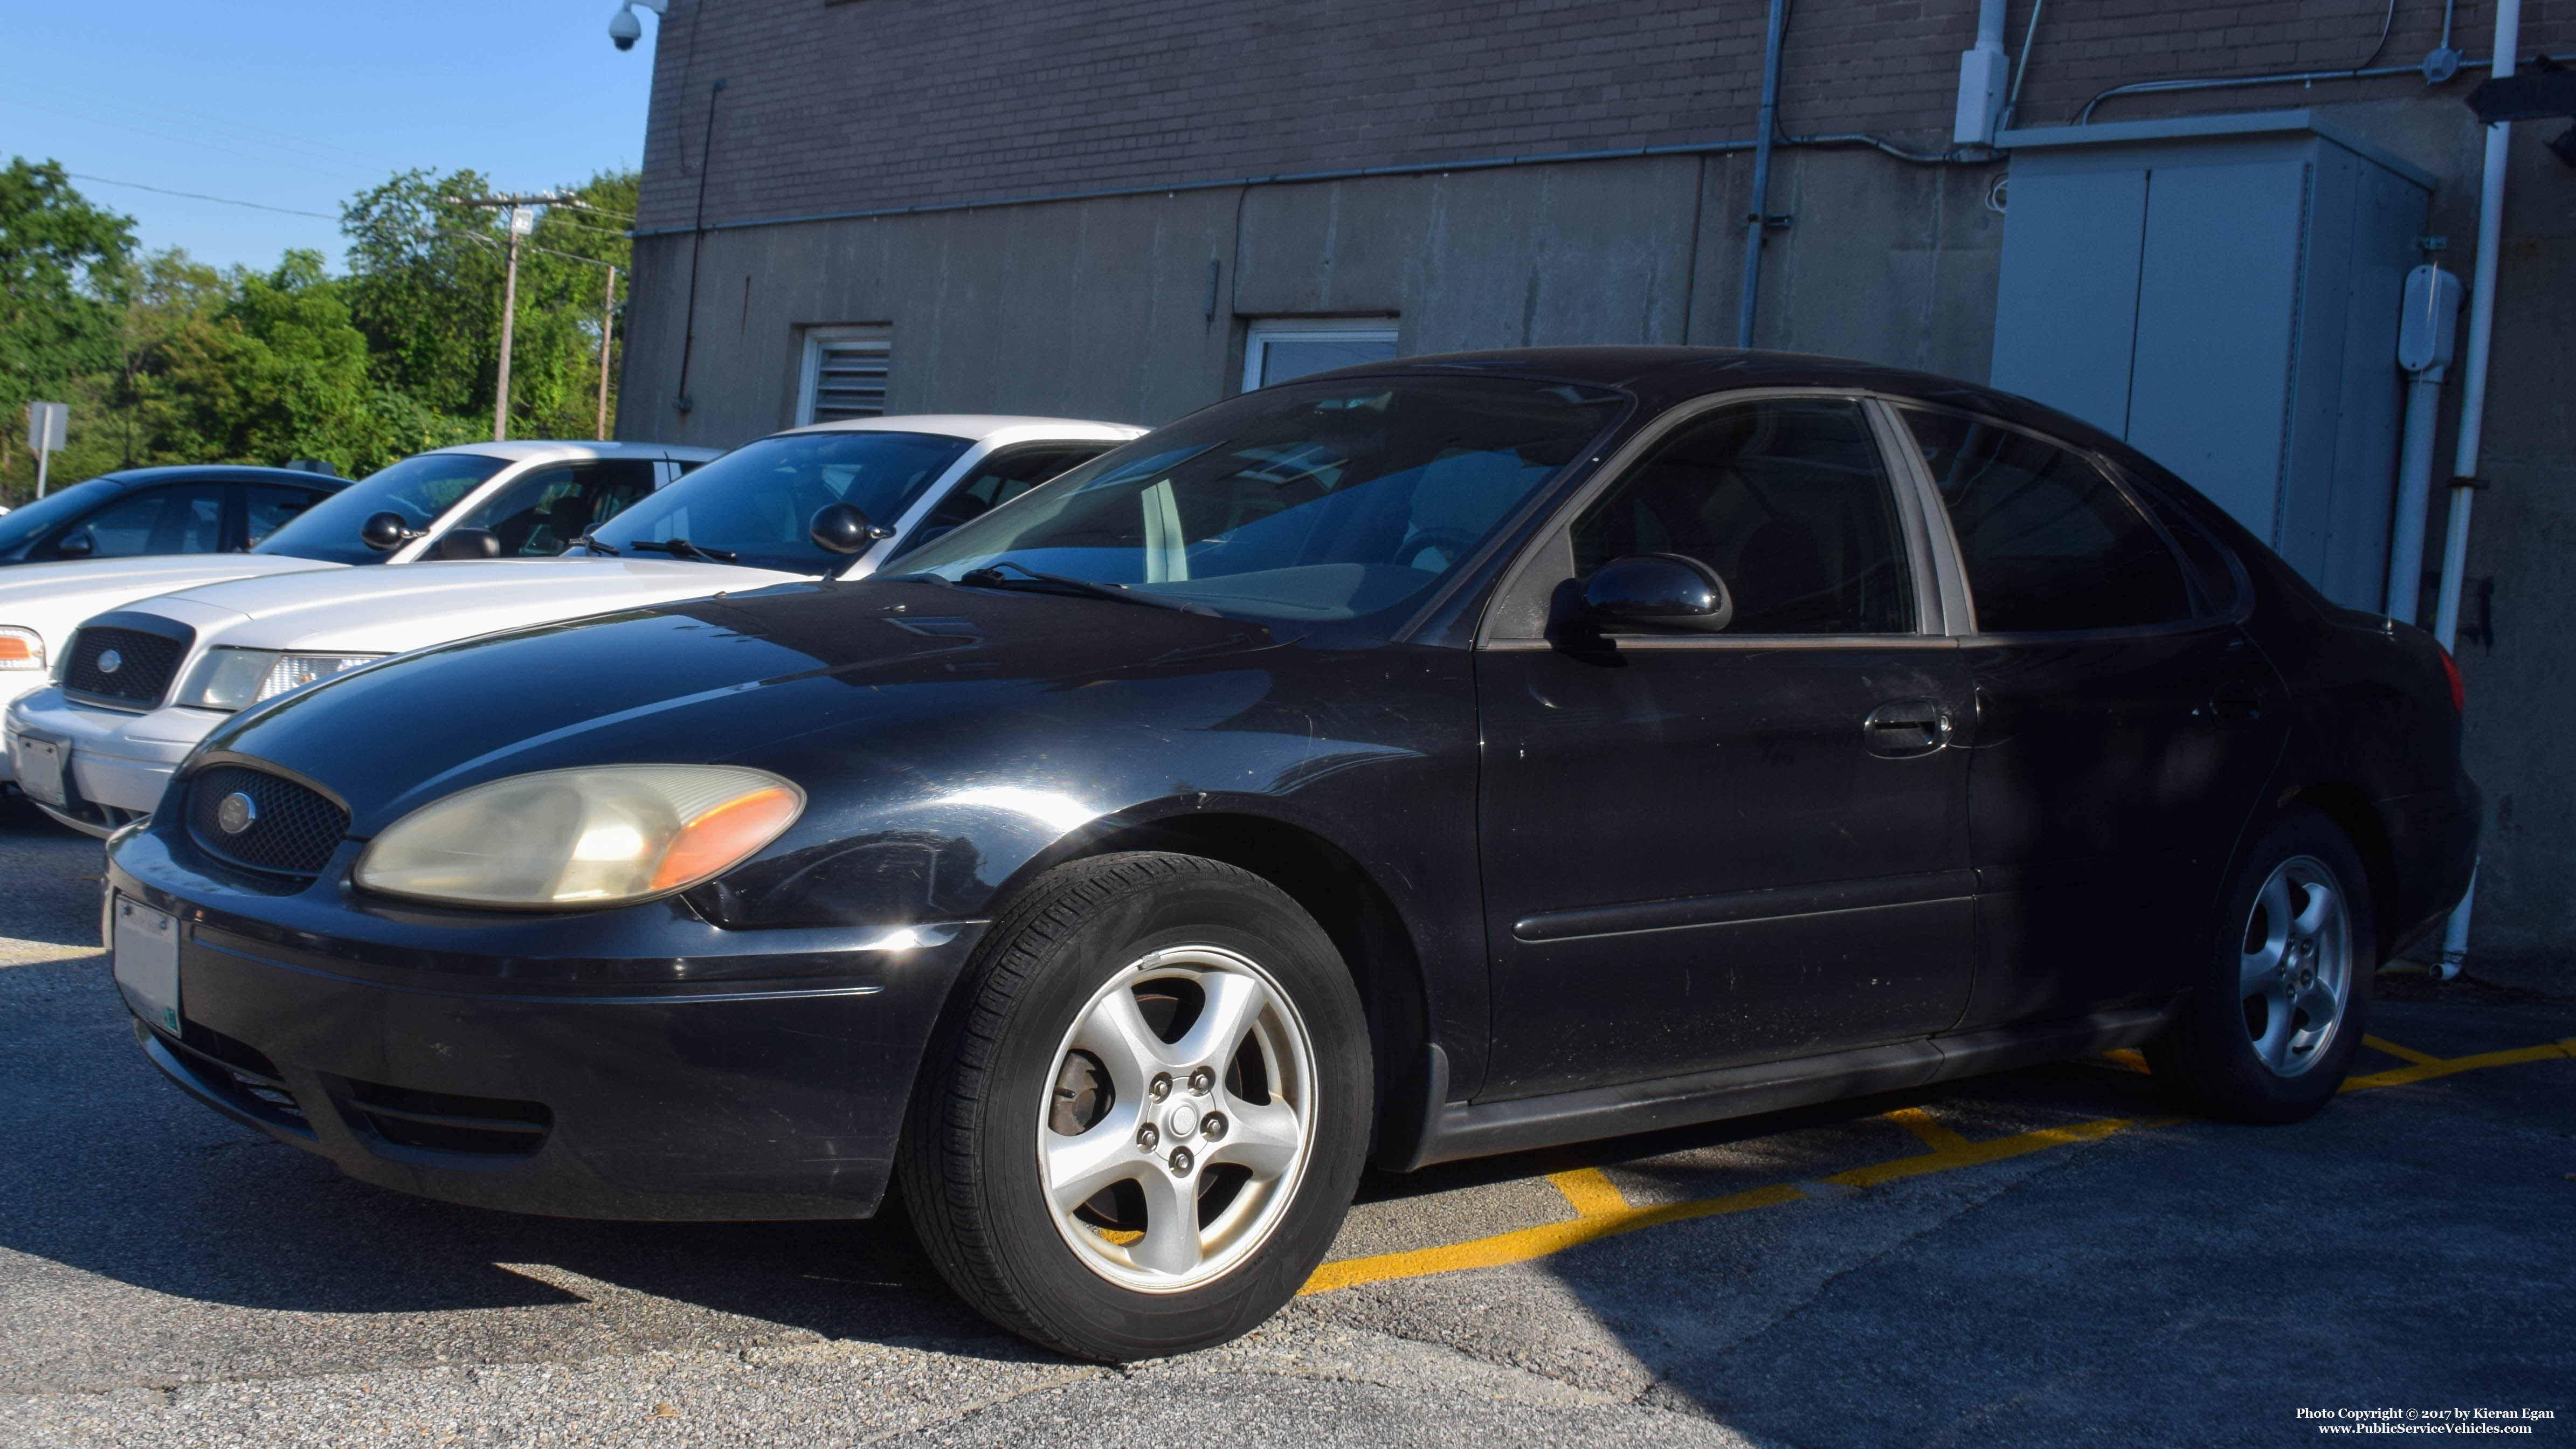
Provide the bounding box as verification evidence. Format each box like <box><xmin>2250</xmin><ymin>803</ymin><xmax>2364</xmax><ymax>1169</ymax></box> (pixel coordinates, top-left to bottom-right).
<box><xmin>151</xmin><ymin>1018</ymin><xmax>310</xmax><ymax>1133</ymax></box>
<box><xmin>340</xmin><ymin>1080</ymin><xmax>552</xmax><ymax>1157</ymax></box>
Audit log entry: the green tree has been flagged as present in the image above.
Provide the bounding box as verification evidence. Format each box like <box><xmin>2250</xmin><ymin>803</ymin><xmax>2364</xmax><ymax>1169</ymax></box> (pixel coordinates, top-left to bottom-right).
<box><xmin>0</xmin><ymin>158</ymin><xmax>135</xmax><ymax>495</ymax></box>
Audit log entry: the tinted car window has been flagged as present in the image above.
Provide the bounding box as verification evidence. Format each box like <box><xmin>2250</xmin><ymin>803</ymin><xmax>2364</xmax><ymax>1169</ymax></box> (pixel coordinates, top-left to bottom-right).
<box><xmin>61</xmin><ymin>482</ymin><xmax>224</xmax><ymax>558</ymax></box>
<box><xmin>0</xmin><ymin>479</ymin><xmax>118</xmax><ymax>553</ymax></box>
<box><xmin>590</xmin><ymin>431</ymin><xmax>975</xmax><ymax>573</ymax></box>
<box><xmin>1902</xmin><ymin>409</ymin><xmax>2191</xmax><ymax>633</ymax></box>
<box><xmin>895</xmin><ymin>377</ymin><xmax>1624</xmax><ymax>624</ymax></box>
<box><xmin>453</xmin><ymin>460</ymin><xmax>659</xmax><ymax>556</ymax></box>
<box><xmin>910</xmin><ymin>446</ymin><xmax>1110</xmax><ymax>543</ymax></box>
<box><xmin>2138</xmin><ymin>492</ymin><xmax>2243</xmax><ymax>616</ymax></box>
<box><xmin>1573</xmin><ymin>398</ymin><xmax>1914</xmax><ymax>634</ymax></box>
<box><xmin>257</xmin><ymin>452</ymin><xmax>509</xmax><ymax>565</ymax></box>
<box><xmin>243</xmin><ymin>485</ymin><xmax>326</xmax><ymax>548</ymax></box>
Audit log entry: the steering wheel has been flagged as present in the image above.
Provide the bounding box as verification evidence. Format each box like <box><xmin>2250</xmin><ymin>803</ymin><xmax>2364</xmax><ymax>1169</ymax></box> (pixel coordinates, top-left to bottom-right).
<box><xmin>1397</xmin><ymin>527</ymin><xmax>1482</xmax><ymax>571</ymax></box>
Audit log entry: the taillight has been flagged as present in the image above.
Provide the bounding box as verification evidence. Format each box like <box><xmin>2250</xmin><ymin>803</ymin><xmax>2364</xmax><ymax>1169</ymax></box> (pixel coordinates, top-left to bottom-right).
<box><xmin>2436</xmin><ymin>647</ymin><xmax>2465</xmax><ymax>714</ymax></box>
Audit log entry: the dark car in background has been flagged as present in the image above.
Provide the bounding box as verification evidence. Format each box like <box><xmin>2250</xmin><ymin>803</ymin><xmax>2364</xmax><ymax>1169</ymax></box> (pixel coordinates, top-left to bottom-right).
<box><xmin>103</xmin><ymin>348</ymin><xmax>2477</xmax><ymax>1363</ymax></box>
<box><xmin>0</xmin><ymin>465</ymin><xmax>347</xmax><ymax>565</ymax></box>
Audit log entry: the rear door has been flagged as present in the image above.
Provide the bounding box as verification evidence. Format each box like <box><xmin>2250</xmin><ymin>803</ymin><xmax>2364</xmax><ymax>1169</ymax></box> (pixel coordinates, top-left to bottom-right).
<box><xmin>1893</xmin><ymin>406</ymin><xmax>2288</xmax><ymax>1027</ymax></box>
<box><xmin>1475</xmin><ymin>393</ymin><xmax>1978</xmax><ymax>1098</ymax></box>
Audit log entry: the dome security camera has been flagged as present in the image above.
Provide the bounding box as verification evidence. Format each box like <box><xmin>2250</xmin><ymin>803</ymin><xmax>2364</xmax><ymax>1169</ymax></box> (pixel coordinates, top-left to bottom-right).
<box><xmin>607</xmin><ymin>0</ymin><xmax>665</xmax><ymax>52</ymax></box>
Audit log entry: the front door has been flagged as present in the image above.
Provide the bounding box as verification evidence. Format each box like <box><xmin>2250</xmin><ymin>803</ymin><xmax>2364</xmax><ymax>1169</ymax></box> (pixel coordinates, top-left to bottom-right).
<box><xmin>1477</xmin><ymin>395</ymin><xmax>1978</xmax><ymax>1100</ymax></box>
<box><xmin>1891</xmin><ymin>406</ymin><xmax>2290</xmax><ymax>1027</ymax></box>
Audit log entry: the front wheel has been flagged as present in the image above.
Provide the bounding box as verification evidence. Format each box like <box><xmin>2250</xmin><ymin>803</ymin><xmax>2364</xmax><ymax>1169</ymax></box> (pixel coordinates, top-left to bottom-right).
<box><xmin>898</xmin><ymin>852</ymin><xmax>1371</xmax><ymax>1361</ymax></box>
<box><xmin>2147</xmin><ymin>806</ymin><xmax>2375</xmax><ymax>1122</ymax></box>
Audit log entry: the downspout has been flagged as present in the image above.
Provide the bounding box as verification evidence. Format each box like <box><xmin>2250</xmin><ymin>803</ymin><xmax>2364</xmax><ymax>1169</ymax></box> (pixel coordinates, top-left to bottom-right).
<box><xmin>2430</xmin><ymin>0</ymin><xmax>2520</xmax><ymax>978</ymax></box>
<box><xmin>1735</xmin><ymin>0</ymin><xmax>1789</xmax><ymax>349</ymax></box>
<box><xmin>1953</xmin><ymin>0</ymin><xmax>2011</xmax><ymax>146</ymax></box>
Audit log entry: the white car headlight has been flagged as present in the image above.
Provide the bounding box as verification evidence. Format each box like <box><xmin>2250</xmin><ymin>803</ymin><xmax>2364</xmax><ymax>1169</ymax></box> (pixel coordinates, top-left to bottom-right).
<box><xmin>175</xmin><ymin>648</ymin><xmax>385</xmax><ymax>711</ymax></box>
<box><xmin>0</xmin><ymin>626</ymin><xmax>42</xmax><ymax>672</ymax></box>
<box><xmin>354</xmin><ymin>765</ymin><xmax>804</xmax><ymax>909</ymax></box>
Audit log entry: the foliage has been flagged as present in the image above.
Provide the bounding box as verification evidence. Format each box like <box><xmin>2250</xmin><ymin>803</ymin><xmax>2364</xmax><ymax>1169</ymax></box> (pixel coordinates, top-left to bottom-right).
<box><xmin>0</xmin><ymin>158</ymin><xmax>631</xmax><ymax>503</ymax></box>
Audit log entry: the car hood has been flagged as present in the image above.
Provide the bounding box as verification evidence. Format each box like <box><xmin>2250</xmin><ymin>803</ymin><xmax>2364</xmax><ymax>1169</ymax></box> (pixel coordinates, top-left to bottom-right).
<box><xmin>205</xmin><ymin>578</ymin><xmax>1321</xmax><ymax>835</ymax></box>
<box><xmin>0</xmin><ymin>555</ymin><xmax>337</xmax><ymax>649</ymax></box>
<box><xmin>133</xmin><ymin>557</ymin><xmax>812</xmax><ymax>655</ymax></box>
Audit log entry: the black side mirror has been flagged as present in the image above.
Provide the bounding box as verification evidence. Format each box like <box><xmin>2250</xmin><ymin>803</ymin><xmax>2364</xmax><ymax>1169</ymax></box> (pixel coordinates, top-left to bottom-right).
<box><xmin>360</xmin><ymin>512</ymin><xmax>420</xmax><ymax>552</ymax></box>
<box><xmin>432</xmin><ymin>528</ymin><xmax>503</xmax><ymax>561</ymax></box>
<box><xmin>809</xmin><ymin>502</ymin><xmax>892</xmax><ymax>556</ymax></box>
<box><xmin>1583</xmin><ymin>553</ymin><xmax>1734</xmax><ymax>632</ymax></box>
<box><xmin>52</xmin><ymin>533</ymin><xmax>94</xmax><ymax>559</ymax></box>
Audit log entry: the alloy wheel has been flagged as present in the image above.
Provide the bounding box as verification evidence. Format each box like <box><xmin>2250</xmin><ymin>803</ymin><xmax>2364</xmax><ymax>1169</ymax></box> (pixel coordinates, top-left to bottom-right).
<box><xmin>1036</xmin><ymin>946</ymin><xmax>1318</xmax><ymax>1292</ymax></box>
<box><xmin>2237</xmin><ymin>854</ymin><xmax>2352</xmax><ymax>1077</ymax></box>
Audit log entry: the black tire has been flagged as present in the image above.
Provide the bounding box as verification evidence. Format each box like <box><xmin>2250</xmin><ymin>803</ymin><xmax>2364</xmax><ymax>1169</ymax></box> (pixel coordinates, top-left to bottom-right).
<box><xmin>896</xmin><ymin>851</ymin><xmax>1372</xmax><ymax>1361</ymax></box>
<box><xmin>2147</xmin><ymin>806</ymin><xmax>2376</xmax><ymax>1123</ymax></box>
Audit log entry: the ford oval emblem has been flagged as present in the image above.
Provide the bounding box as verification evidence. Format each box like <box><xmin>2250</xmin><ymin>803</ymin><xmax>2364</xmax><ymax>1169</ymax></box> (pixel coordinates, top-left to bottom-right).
<box><xmin>97</xmin><ymin>648</ymin><xmax>123</xmax><ymax>674</ymax></box>
<box><xmin>216</xmin><ymin>791</ymin><xmax>258</xmax><ymax>835</ymax></box>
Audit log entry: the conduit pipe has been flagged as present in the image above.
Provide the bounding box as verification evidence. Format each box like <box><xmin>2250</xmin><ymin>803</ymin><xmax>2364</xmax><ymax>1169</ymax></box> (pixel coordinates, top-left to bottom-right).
<box><xmin>1736</xmin><ymin>0</ymin><xmax>1789</xmax><ymax>349</ymax></box>
<box><xmin>2430</xmin><ymin>0</ymin><xmax>2521</xmax><ymax>978</ymax></box>
<box><xmin>2384</xmin><ymin>264</ymin><xmax>2462</xmax><ymax>623</ymax></box>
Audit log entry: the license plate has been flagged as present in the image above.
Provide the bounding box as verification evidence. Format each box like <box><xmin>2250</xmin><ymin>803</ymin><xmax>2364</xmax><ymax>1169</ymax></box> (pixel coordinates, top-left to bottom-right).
<box><xmin>112</xmin><ymin>894</ymin><xmax>181</xmax><ymax>1034</ymax></box>
<box><xmin>12</xmin><ymin>734</ymin><xmax>67</xmax><ymax>808</ymax></box>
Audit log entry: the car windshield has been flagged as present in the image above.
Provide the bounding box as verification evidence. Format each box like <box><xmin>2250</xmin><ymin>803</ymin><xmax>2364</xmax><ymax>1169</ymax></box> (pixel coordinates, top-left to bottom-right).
<box><xmin>254</xmin><ymin>452</ymin><xmax>510</xmax><ymax>565</ymax></box>
<box><xmin>891</xmin><ymin>376</ymin><xmax>1625</xmax><ymax>623</ymax></box>
<box><xmin>0</xmin><ymin>479</ymin><xmax>119</xmax><ymax>552</ymax></box>
<box><xmin>585</xmin><ymin>430</ymin><xmax>974</xmax><ymax>573</ymax></box>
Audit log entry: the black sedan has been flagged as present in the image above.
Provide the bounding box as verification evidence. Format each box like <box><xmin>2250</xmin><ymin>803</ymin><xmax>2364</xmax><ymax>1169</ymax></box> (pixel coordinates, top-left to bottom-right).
<box><xmin>0</xmin><ymin>465</ymin><xmax>346</xmax><ymax>564</ymax></box>
<box><xmin>104</xmin><ymin>349</ymin><xmax>2476</xmax><ymax>1361</ymax></box>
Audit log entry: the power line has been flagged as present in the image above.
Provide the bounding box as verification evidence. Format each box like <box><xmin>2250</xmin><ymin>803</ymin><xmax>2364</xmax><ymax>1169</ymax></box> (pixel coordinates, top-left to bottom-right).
<box><xmin>68</xmin><ymin>173</ymin><xmax>339</xmax><ymax>220</ymax></box>
<box><xmin>0</xmin><ymin>64</ymin><xmax>412</xmax><ymax>173</ymax></box>
<box><xmin>0</xmin><ymin>93</ymin><xmax>375</xmax><ymax>184</ymax></box>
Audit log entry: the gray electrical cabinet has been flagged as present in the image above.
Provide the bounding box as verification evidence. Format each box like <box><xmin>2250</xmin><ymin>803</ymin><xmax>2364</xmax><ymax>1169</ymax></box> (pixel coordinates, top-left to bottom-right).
<box><xmin>1989</xmin><ymin>111</ymin><xmax>2432</xmax><ymax>610</ymax></box>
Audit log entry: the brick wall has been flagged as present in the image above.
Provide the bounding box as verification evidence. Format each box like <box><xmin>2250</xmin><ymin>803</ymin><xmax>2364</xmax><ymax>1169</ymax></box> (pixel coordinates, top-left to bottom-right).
<box><xmin>633</xmin><ymin>1</ymin><xmax>2572</xmax><ymax>232</ymax></box>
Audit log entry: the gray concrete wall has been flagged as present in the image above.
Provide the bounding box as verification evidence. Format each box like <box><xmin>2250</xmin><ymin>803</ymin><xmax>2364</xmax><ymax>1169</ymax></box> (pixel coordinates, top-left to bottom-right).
<box><xmin>618</xmin><ymin>145</ymin><xmax>2005</xmax><ymax>444</ymax></box>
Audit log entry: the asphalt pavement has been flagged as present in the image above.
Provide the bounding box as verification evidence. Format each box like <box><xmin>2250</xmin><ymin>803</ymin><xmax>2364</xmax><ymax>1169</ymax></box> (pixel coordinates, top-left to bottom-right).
<box><xmin>1</xmin><ymin>790</ymin><xmax>2568</xmax><ymax>1447</ymax></box>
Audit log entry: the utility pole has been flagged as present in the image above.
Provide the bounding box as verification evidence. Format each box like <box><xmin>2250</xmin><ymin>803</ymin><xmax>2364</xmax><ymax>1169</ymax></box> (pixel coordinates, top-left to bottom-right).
<box><xmin>597</xmin><ymin>265</ymin><xmax>617</xmax><ymax>440</ymax></box>
<box><xmin>451</xmin><ymin>192</ymin><xmax>573</xmax><ymax>441</ymax></box>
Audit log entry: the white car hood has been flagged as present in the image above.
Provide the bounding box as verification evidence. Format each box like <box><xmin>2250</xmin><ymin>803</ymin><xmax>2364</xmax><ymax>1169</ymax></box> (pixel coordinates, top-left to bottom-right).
<box><xmin>0</xmin><ymin>554</ymin><xmax>339</xmax><ymax>655</ymax></box>
<box><xmin>131</xmin><ymin>557</ymin><xmax>814</xmax><ymax>655</ymax></box>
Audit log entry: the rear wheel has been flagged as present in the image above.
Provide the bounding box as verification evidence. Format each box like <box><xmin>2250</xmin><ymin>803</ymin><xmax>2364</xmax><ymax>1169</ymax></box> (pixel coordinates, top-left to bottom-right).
<box><xmin>2148</xmin><ymin>806</ymin><xmax>2374</xmax><ymax>1122</ymax></box>
<box><xmin>899</xmin><ymin>852</ymin><xmax>1371</xmax><ymax>1361</ymax></box>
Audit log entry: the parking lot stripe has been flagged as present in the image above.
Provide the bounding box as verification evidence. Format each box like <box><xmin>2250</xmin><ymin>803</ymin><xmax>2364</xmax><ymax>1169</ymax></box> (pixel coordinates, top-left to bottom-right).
<box><xmin>1545</xmin><ymin>1165</ymin><xmax>1629</xmax><ymax>1218</ymax></box>
<box><xmin>2361</xmin><ymin>1034</ymin><xmax>2446</xmax><ymax>1066</ymax></box>
<box><xmin>2340</xmin><ymin>1039</ymin><xmax>2573</xmax><ymax>1091</ymax></box>
<box><xmin>1884</xmin><ymin>1107</ymin><xmax>1977</xmax><ymax>1155</ymax></box>
<box><xmin>1304</xmin><ymin>1037</ymin><xmax>2573</xmax><ymax>1296</ymax></box>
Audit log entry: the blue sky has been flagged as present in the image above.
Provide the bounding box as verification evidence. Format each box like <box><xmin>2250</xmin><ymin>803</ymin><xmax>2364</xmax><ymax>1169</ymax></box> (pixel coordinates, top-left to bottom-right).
<box><xmin>2</xmin><ymin>1</ymin><xmax>662</xmax><ymax>272</ymax></box>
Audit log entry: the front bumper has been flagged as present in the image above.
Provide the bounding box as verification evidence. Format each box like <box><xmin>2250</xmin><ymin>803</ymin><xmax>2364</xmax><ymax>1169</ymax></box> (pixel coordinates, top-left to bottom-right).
<box><xmin>8</xmin><ymin>690</ymin><xmax>210</xmax><ymax>816</ymax></box>
<box><xmin>108</xmin><ymin>830</ymin><xmax>985</xmax><ymax>1221</ymax></box>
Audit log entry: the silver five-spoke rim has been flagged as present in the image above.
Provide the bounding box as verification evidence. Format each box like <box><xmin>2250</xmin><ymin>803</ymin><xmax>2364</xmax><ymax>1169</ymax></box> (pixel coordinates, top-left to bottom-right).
<box><xmin>2239</xmin><ymin>855</ymin><xmax>2351</xmax><ymax>1078</ymax></box>
<box><xmin>1037</xmin><ymin>946</ymin><xmax>1317</xmax><ymax>1293</ymax></box>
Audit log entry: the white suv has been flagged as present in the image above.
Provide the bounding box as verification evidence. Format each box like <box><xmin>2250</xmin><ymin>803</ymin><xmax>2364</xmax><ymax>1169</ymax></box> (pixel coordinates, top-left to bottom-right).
<box><xmin>5</xmin><ymin>416</ymin><xmax>1140</xmax><ymax>834</ymax></box>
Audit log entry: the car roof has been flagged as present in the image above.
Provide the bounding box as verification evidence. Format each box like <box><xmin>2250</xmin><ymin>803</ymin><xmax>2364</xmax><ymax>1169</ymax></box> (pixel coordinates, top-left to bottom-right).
<box><xmin>1290</xmin><ymin>346</ymin><xmax>2144</xmax><ymax>465</ymax></box>
<box><xmin>86</xmin><ymin>465</ymin><xmax>355</xmax><ymax>491</ymax></box>
<box><xmin>417</xmin><ymin>439</ymin><xmax>727</xmax><ymax>464</ymax></box>
<box><xmin>777</xmin><ymin>415</ymin><xmax>1145</xmax><ymax>444</ymax></box>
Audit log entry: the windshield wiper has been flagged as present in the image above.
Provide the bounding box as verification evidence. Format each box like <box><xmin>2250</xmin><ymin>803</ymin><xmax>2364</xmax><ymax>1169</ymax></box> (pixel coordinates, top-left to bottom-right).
<box><xmin>955</xmin><ymin>560</ymin><xmax>1216</xmax><ymax>615</ymax></box>
<box><xmin>572</xmin><ymin>532</ymin><xmax>619</xmax><ymax>556</ymax></box>
<box><xmin>624</xmin><ymin>536</ymin><xmax>737</xmax><ymax>563</ymax></box>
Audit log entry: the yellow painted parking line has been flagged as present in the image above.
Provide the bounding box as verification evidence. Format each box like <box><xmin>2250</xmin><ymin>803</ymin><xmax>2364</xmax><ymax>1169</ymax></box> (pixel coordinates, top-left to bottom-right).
<box><xmin>2341</xmin><ymin>1038</ymin><xmax>2573</xmax><ymax>1092</ymax></box>
<box><xmin>1304</xmin><ymin>1036</ymin><xmax>2572</xmax><ymax>1296</ymax></box>
<box><xmin>1544</xmin><ymin>1165</ymin><xmax>1628</xmax><ymax>1218</ymax></box>
<box><xmin>2361</xmin><ymin>1034</ymin><xmax>2445</xmax><ymax>1066</ymax></box>
<box><xmin>1884</xmin><ymin>1107</ymin><xmax>1977</xmax><ymax>1155</ymax></box>
<box><xmin>2100</xmin><ymin>1049</ymin><xmax>2152</xmax><ymax>1074</ymax></box>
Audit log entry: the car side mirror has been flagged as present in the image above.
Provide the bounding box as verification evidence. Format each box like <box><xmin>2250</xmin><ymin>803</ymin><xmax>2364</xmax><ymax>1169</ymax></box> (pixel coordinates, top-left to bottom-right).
<box><xmin>809</xmin><ymin>502</ymin><xmax>892</xmax><ymax>556</ymax></box>
<box><xmin>1583</xmin><ymin>553</ymin><xmax>1734</xmax><ymax>632</ymax></box>
<box><xmin>52</xmin><ymin>533</ymin><xmax>94</xmax><ymax>559</ymax></box>
<box><xmin>361</xmin><ymin>512</ymin><xmax>422</xmax><ymax>552</ymax></box>
<box><xmin>432</xmin><ymin>528</ymin><xmax>503</xmax><ymax>561</ymax></box>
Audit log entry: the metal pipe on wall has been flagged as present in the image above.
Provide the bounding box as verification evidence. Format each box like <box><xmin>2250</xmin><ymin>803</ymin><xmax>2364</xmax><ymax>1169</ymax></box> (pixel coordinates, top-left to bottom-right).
<box><xmin>2429</xmin><ymin>0</ymin><xmax>2522</xmax><ymax>979</ymax></box>
<box><xmin>1736</xmin><ymin>0</ymin><xmax>1790</xmax><ymax>349</ymax></box>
